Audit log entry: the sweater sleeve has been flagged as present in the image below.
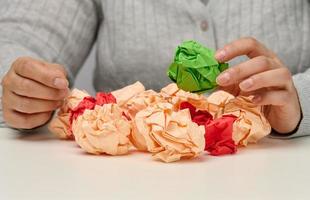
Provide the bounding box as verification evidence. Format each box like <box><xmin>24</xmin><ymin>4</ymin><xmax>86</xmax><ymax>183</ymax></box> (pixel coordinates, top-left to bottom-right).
<box><xmin>0</xmin><ymin>0</ymin><xmax>101</xmax><ymax>127</ymax></box>
<box><xmin>270</xmin><ymin>67</ymin><xmax>310</xmax><ymax>138</ymax></box>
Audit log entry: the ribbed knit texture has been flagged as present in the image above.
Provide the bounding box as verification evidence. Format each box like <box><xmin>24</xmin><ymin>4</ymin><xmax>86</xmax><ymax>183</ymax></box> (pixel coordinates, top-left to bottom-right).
<box><xmin>0</xmin><ymin>0</ymin><xmax>309</xmax><ymax>137</ymax></box>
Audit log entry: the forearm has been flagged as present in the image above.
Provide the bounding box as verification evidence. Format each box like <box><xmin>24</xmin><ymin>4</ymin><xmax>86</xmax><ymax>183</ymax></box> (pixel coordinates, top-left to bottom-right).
<box><xmin>0</xmin><ymin>0</ymin><xmax>100</xmax><ymax>83</ymax></box>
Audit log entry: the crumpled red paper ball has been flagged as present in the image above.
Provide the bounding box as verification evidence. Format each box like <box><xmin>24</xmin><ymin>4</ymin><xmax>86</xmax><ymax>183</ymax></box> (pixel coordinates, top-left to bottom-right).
<box><xmin>204</xmin><ymin>115</ymin><xmax>237</xmax><ymax>156</ymax></box>
<box><xmin>180</xmin><ymin>102</ymin><xmax>237</xmax><ymax>156</ymax></box>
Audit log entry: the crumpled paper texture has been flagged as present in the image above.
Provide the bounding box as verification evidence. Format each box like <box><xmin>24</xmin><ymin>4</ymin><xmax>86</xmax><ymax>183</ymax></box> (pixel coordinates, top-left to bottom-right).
<box><xmin>180</xmin><ymin>102</ymin><xmax>237</xmax><ymax>156</ymax></box>
<box><xmin>204</xmin><ymin>115</ymin><xmax>238</xmax><ymax>155</ymax></box>
<box><xmin>48</xmin><ymin>81</ymin><xmax>271</xmax><ymax>161</ymax></box>
<box><xmin>160</xmin><ymin>83</ymin><xmax>209</xmax><ymax>111</ymax></box>
<box><xmin>73</xmin><ymin>104</ymin><xmax>132</xmax><ymax>155</ymax></box>
<box><xmin>111</xmin><ymin>81</ymin><xmax>163</xmax><ymax>120</ymax></box>
<box><xmin>48</xmin><ymin>89</ymin><xmax>90</xmax><ymax>139</ymax></box>
<box><xmin>111</xmin><ymin>81</ymin><xmax>145</xmax><ymax>106</ymax></box>
<box><xmin>131</xmin><ymin>102</ymin><xmax>205</xmax><ymax>162</ymax></box>
<box><xmin>167</xmin><ymin>40</ymin><xmax>228</xmax><ymax>93</ymax></box>
<box><xmin>206</xmin><ymin>91</ymin><xmax>271</xmax><ymax>146</ymax></box>
<box><xmin>120</xmin><ymin>90</ymin><xmax>163</xmax><ymax>120</ymax></box>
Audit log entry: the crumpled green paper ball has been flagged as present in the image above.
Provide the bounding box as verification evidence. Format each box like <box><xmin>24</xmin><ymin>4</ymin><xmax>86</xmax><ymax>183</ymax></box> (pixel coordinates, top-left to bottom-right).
<box><xmin>167</xmin><ymin>40</ymin><xmax>228</xmax><ymax>93</ymax></box>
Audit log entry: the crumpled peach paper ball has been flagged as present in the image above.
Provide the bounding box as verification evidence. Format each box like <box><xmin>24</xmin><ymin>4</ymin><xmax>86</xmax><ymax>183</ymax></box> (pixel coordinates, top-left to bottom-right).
<box><xmin>112</xmin><ymin>81</ymin><xmax>165</xmax><ymax>120</ymax></box>
<box><xmin>160</xmin><ymin>83</ymin><xmax>209</xmax><ymax>111</ymax></box>
<box><xmin>206</xmin><ymin>90</ymin><xmax>271</xmax><ymax>146</ymax></box>
<box><xmin>72</xmin><ymin>104</ymin><xmax>132</xmax><ymax>155</ymax></box>
<box><xmin>48</xmin><ymin>89</ymin><xmax>90</xmax><ymax>139</ymax></box>
<box><xmin>131</xmin><ymin>102</ymin><xmax>205</xmax><ymax>162</ymax></box>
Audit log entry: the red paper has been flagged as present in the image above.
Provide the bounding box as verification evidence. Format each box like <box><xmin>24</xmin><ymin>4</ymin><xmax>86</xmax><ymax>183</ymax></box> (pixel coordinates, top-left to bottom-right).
<box><xmin>180</xmin><ymin>102</ymin><xmax>213</xmax><ymax>125</ymax></box>
<box><xmin>205</xmin><ymin>115</ymin><xmax>237</xmax><ymax>156</ymax></box>
<box><xmin>96</xmin><ymin>92</ymin><xmax>117</xmax><ymax>106</ymax></box>
<box><xmin>180</xmin><ymin>102</ymin><xmax>237</xmax><ymax>156</ymax></box>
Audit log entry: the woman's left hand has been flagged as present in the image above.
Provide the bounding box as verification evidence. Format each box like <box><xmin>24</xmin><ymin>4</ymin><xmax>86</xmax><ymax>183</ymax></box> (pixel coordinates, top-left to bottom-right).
<box><xmin>215</xmin><ymin>37</ymin><xmax>301</xmax><ymax>134</ymax></box>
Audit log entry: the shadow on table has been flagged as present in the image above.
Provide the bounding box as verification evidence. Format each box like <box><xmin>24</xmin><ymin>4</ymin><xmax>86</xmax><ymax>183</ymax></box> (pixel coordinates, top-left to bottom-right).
<box><xmin>239</xmin><ymin>136</ymin><xmax>309</xmax><ymax>152</ymax></box>
<box><xmin>13</xmin><ymin>126</ymin><xmax>57</xmax><ymax>142</ymax></box>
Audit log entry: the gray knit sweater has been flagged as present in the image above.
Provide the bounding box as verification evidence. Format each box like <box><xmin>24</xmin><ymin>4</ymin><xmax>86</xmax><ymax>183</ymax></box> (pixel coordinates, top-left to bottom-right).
<box><xmin>0</xmin><ymin>0</ymin><xmax>309</xmax><ymax>137</ymax></box>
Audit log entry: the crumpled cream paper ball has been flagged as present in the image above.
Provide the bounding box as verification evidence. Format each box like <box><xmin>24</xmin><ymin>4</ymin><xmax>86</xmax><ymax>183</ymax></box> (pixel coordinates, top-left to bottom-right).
<box><xmin>48</xmin><ymin>89</ymin><xmax>90</xmax><ymax>139</ymax></box>
<box><xmin>72</xmin><ymin>104</ymin><xmax>132</xmax><ymax>155</ymax></box>
<box><xmin>131</xmin><ymin>102</ymin><xmax>205</xmax><ymax>162</ymax></box>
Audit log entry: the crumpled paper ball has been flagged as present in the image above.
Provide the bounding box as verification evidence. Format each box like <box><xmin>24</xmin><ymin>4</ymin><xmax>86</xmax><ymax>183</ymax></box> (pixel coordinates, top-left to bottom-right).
<box><xmin>111</xmin><ymin>81</ymin><xmax>145</xmax><ymax>107</ymax></box>
<box><xmin>160</xmin><ymin>83</ymin><xmax>209</xmax><ymax>111</ymax></box>
<box><xmin>204</xmin><ymin>115</ymin><xmax>238</xmax><ymax>155</ymax></box>
<box><xmin>206</xmin><ymin>90</ymin><xmax>271</xmax><ymax>146</ymax></box>
<box><xmin>180</xmin><ymin>102</ymin><xmax>238</xmax><ymax>156</ymax></box>
<box><xmin>131</xmin><ymin>102</ymin><xmax>205</xmax><ymax>162</ymax></box>
<box><xmin>224</xmin><ymin>96</ymin><xmax>271</xmax><ymax>146</ymax></box>
<box><xmin>167</xmin><ymin>40</ymin><xmax>228</xmax><ymax>93</ymax></box>
<box><xmin>111</xmin><ymin>81</ymin><xmax>165</xmax><ymax>120</ymax></box>
<box><xmin>48</xmin><ymin>89</ymin><xmax>90</xmax><ymax>139</ymax></box>
<box><xmin>72</xmin><ymin>104</ymin><xmax>132</xmax><ymax>155</ymax></box>
<box><xmin>120</xmin><ymin>90</ymin><xmax>164</xmax><ymax>120</ymax></box>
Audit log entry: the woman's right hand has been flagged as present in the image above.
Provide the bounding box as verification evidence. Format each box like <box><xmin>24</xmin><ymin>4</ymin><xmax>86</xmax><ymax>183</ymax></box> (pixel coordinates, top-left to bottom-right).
<box><xmin>1</xmin><ymin>57</ymin><xmax>69</xmax><ymax>129</ymax></box>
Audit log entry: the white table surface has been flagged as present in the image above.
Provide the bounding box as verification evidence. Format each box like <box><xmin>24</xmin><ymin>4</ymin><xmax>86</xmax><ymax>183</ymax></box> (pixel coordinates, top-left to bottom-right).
<box><xmin>0</xmin><ymin>127</ymin><xmax>309</xmax><ymax>200</ymax></box>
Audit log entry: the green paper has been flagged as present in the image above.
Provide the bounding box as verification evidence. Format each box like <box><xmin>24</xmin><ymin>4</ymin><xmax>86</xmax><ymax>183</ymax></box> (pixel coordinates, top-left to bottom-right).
<box><xmin>167</xmin><ymin>40</ymin><xmax>228</xmax><ymax>93</ymax></box>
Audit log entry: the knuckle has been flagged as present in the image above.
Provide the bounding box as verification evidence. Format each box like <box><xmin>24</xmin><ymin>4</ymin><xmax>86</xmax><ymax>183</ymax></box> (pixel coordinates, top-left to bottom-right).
<box><xmin>18</xmin><ymin>78</ymin><xmax>32</xmax><ymax>92</ymax></box>
<box><xmin>251</xmin><ymin>75</ymin><xmax>261</xmax><ymax>85</ymax></box>
<box><xmin>245</xmin><ymin>37</ymin><xmax>259</xmax><ymax>47</ymax></box>
<box><xmin>257</xmin><ymin>56</ymin><xmax>271</xmax><ymax>70</ymax></box>
<box><xmin>1</xmin><ymin>75</ymin><xmax>9</xmax><ymax>87</ymax></box>
<box><xmin>281</xmin><ymin>68</ymin><xmax>292</xmax><ymax>80</ymax></box>
<box><xmin>230</xmin><ymin>66</ymin><xmax>241</xmax><ymax>77</ymax></box>
<box><xmin>19</xmin><ymin>60</ymin><xmax>33</xmax><ymax>74</ymax></box>
<box><xmin>12</xmin><ymin>57</ymin><xmax>27</xmax><ymax>67</ymax></box>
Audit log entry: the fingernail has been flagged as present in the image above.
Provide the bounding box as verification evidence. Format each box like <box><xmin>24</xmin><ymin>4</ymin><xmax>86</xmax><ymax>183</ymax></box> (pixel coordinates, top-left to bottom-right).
<box><xmin>54</xmin><ymin>78</ymin><xmax>68</xmax><ymax>89</ymax></box>
<box><xmin>216</xmin><ymin>72</ymin><xmax>230</xmax><ymax>85</ymax></box>
<box><xmin>252</xmin><ymin>95</ymin><xmax>261</xmax><ymax>103</ymax></box>
<box><xmin>215</xmin><ymin>50</ymin><xmax>226</xmax><ymax>61</ymax></box>
<box><xmin>239</xmin><ymin>79</ymin><xmax>254</xmax><ymax>91</ymax></box>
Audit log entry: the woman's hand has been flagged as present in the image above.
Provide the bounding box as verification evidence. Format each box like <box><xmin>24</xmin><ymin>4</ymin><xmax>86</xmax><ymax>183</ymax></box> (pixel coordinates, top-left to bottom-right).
<box><xmin>1</xmin><ymin>57</ymin><xmax>69</xmax><ymax>129</ymax></box>
<box><xmin>215</xmin><ymin>37</ymin><xmax>301</xmax><ymax>134</ymax></box>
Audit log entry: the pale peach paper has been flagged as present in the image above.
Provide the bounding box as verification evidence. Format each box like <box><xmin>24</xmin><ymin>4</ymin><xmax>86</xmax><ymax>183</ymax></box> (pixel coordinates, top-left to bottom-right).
<box><xmin>48</xmin><ymin>89</ymin><xmax>90</xmax><ymax>139</ymax></box>
<box><xmin>206</xmin><ymin>90</ymin><xmax>271</xmax><ymax>146</ymax></box>
<box><xmin>111</xmin><ymin>81</ymin><xmax>145</xmax><ymax>107</ymax></box>
<box><xmin>160</xmin><ymin>83</ymin><xmax>209</xmax><ymax>111</ymax></box>
<box><xmin>132</xmin><ymin>102</ymin><xmax>205</xmax><ymax>162</ymax></box>
<box><xmin>112</xmin><ymin>81</ymin><xmax>166</xmax><ymax>120</ymax></box>
<box><xmin>206</xmin><ymin>90</ymin><xmax>235</xmax><ymax>118</ymax></box>
<box><xmin>121</xmin><ymin>90</ymin><xmax>164</xmax><ymax>120</ymax></box>
<box><xmin>225</xmin><ymin>96</ymin><xmax>271</xmax><ymax>146</ymax></box>
<box><xmin>72</xmin><ymin>104</ymin><xmax>131</xmax><ymax>155</ymax></box>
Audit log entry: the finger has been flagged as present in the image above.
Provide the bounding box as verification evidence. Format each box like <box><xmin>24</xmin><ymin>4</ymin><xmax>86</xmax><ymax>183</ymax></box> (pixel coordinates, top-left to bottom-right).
<box><xmin>2</xmin><ymin>107</ymin><xmax>52</xmax><ymax>129</ymax></box>
<box><xmin>8</xmin><ymin>72</ymin><xmax>68</xmax><ymax>100</ymax></box>
<box><xmin>251</xmin><ymin>90</ymin><xmax>290</xmax><ymax>106</ymax></box>
<box><xmin>216</xmin><ymin>56</ymin><xmax>279</xmax><ymax>86</ymax></box>
<box><xmin>2</xmin><ymin>89</ymin><xmax>62</xmax><ymax>114</ymax></box>
<box><xmin>215</xmin><ymin>37</ymin><xmax>276</xmax><ymax>62</ymax></box>
<box><xmin>13</xmin><ymin>57</ymin><xmax>68</xmax><ymax>89</ymax></box>
<box><xmin>239</xmin><ymin>68</ymin><xmax>292</xmax><ymax>92</ymax></box>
